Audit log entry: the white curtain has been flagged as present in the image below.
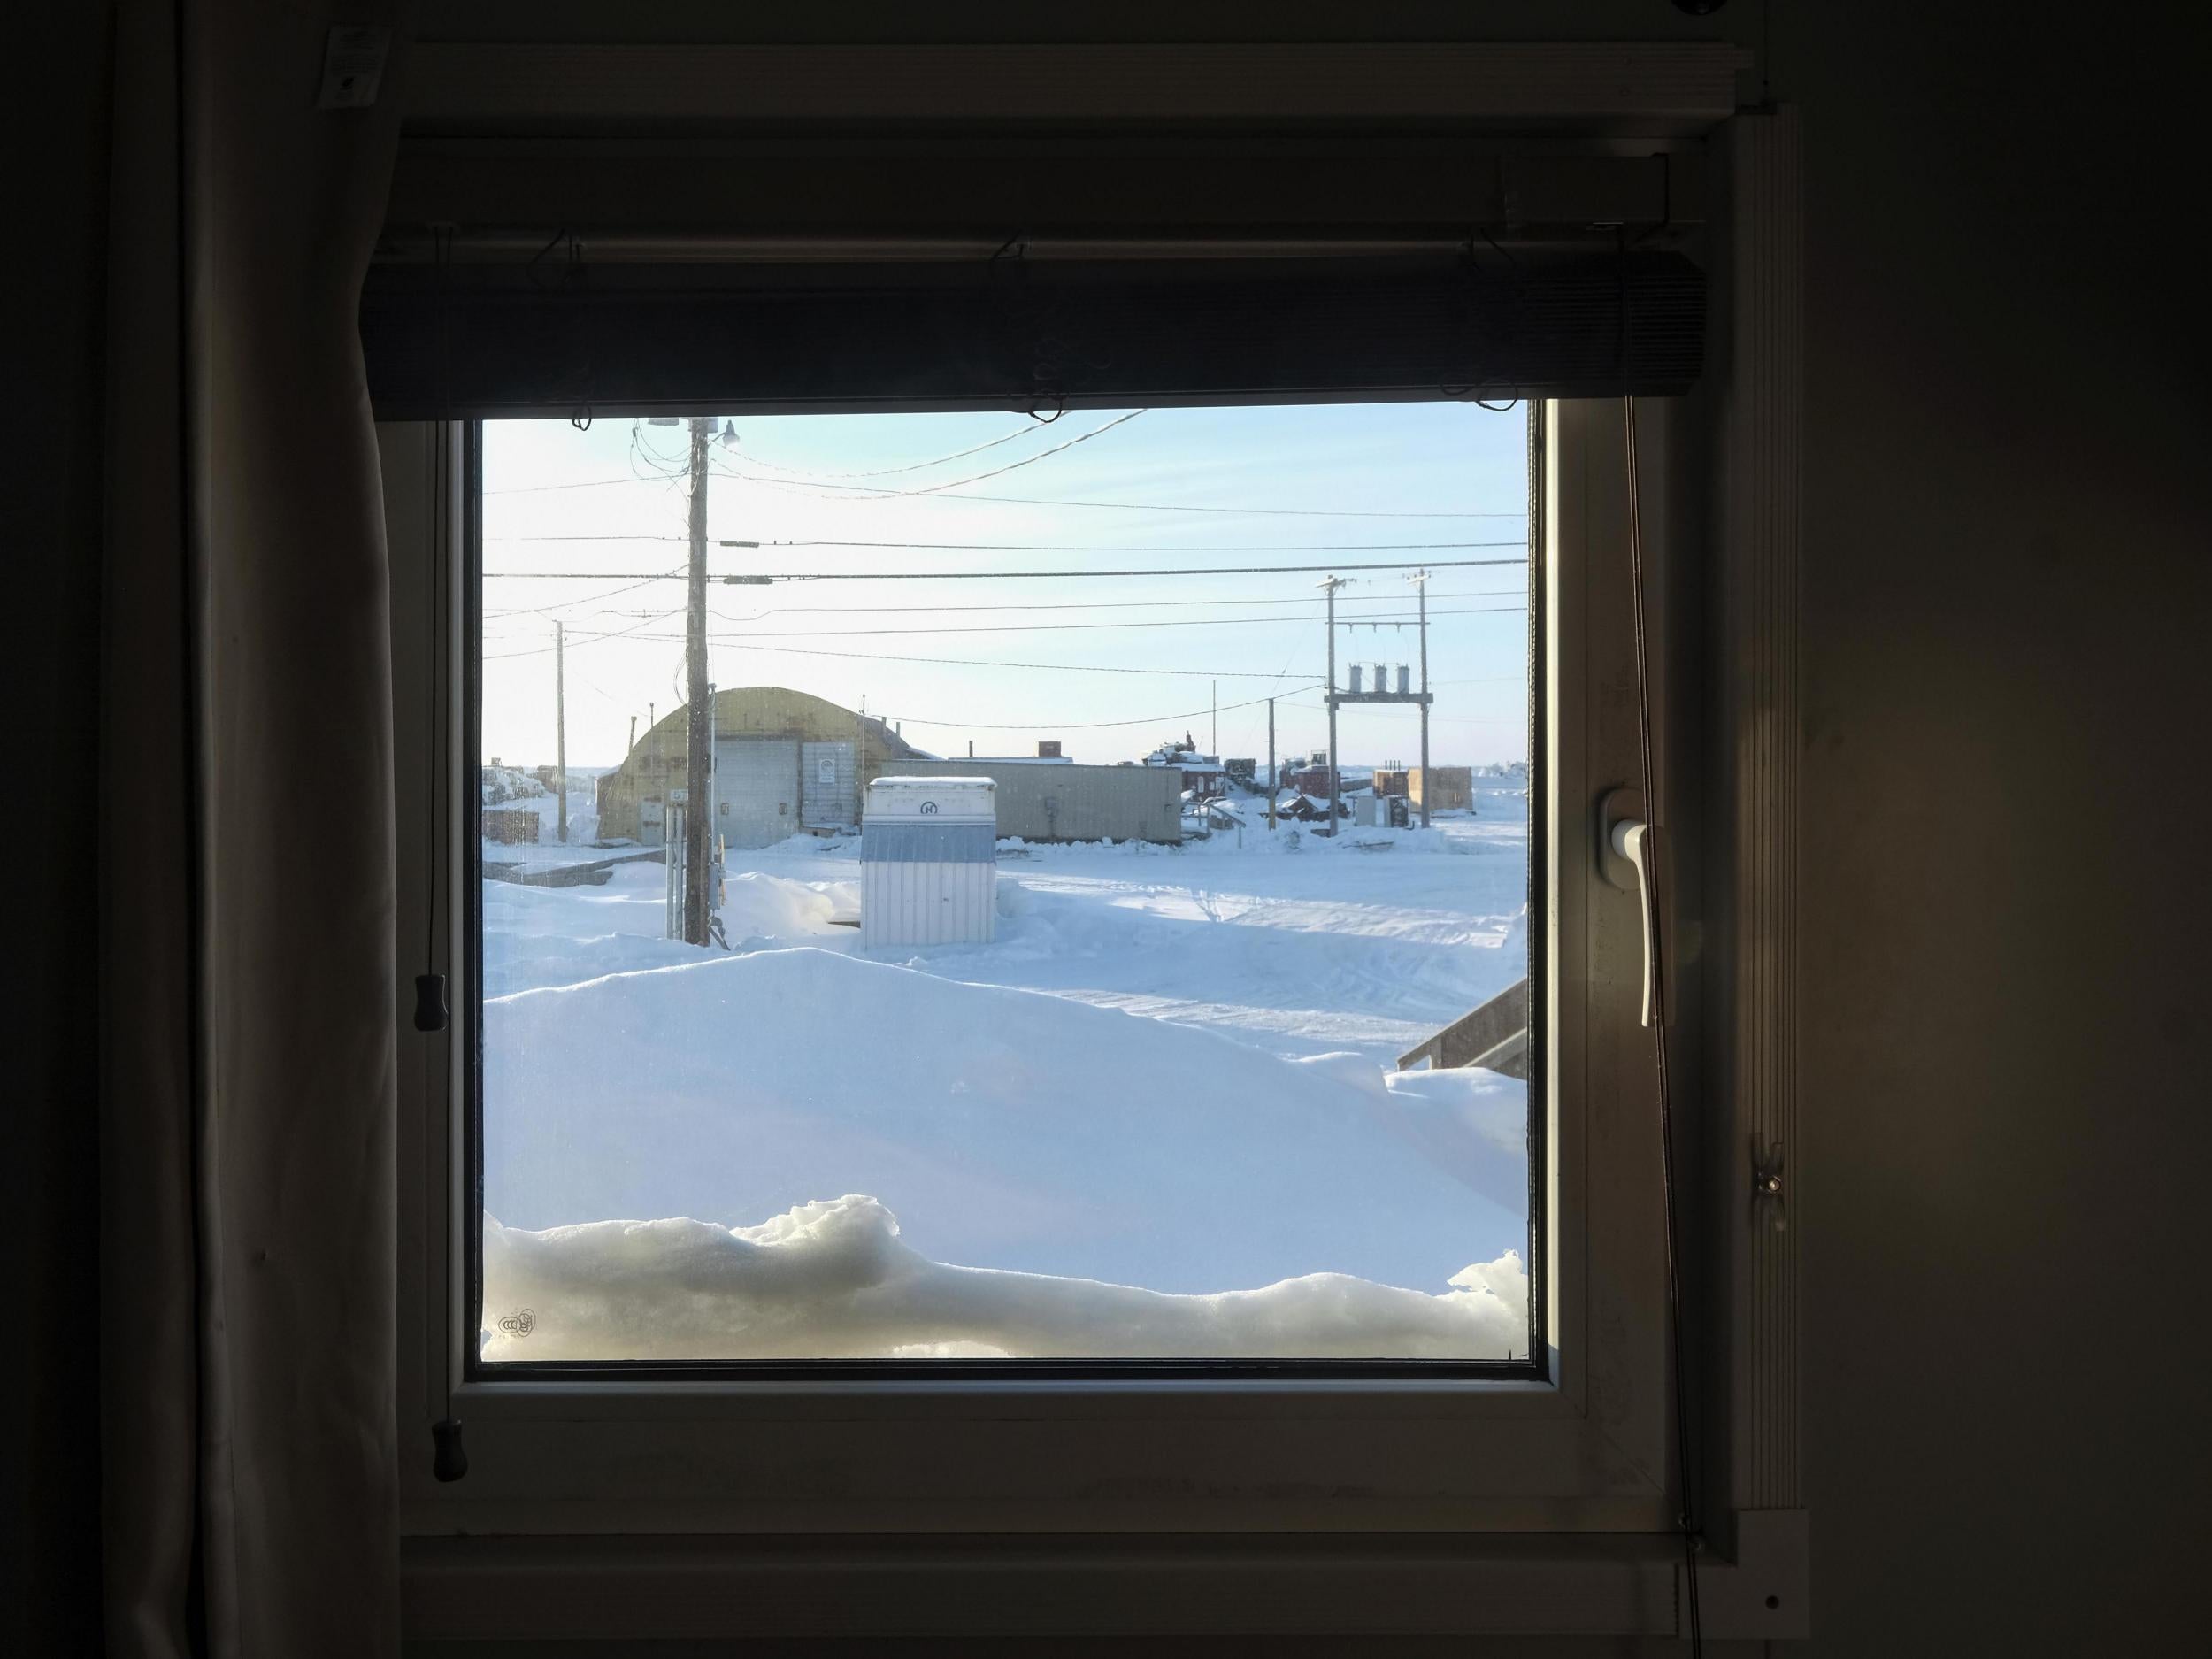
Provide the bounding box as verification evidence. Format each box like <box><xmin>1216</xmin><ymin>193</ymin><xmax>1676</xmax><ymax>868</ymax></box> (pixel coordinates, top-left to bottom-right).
<box><xmin>103</xmin><ymin>3</ymin><xmax>411</xmax><ymax>1652</ymax></box>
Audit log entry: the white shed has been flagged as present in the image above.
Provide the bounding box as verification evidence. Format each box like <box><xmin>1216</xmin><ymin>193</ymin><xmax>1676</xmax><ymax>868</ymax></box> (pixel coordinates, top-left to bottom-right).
<box><xmin>859</xmin><ymin>776</ymin><xmax>998</xmax><ymax>950</ymax></box>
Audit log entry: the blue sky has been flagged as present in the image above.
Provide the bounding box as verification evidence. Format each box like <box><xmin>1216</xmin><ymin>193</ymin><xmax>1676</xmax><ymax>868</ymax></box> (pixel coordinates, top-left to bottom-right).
<box><xmin>480</xmin><ymin>403</ymin><xmax>1529</xmax><ymax>769</ymax></box>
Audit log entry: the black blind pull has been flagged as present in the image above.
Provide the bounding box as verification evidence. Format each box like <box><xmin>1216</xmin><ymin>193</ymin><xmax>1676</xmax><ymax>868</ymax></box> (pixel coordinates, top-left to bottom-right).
<box><xmin>431</xmin><ymin>1417</ymin><xmax>468</xmax><ymax>1482</ymax></box>
<box><xmin>413</xmin><ymin>971</ymin><xmax>449</xmax><ymax>1033</ymax></box>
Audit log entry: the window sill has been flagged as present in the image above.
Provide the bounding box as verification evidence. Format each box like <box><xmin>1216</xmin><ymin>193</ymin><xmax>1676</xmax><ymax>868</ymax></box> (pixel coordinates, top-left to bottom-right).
<box><xmin>402</xmin><ymin>1531</ymin><xmax>1681</xmax><ymax>1645</ymax></box>
<box><xmin>403</xmin><ymin>1513</ymin><xmax>1808</xmax><ymax>1644</ymax></box>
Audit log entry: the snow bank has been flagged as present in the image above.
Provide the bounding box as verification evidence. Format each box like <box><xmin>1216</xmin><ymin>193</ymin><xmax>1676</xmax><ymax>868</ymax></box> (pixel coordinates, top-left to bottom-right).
<box><xmin>483</xmin><ymin>946</ymin><xmax>1526</xmax><ymax>1294</ymax></box>
<box><xmin>481</xmin><ymin>863</ymin><xmax>857</xmax><ymax>996</ymax></box>
<box><xmin>718</xmin><ymin>870</ymin><xmax>856</xmax><ymax>949</ymax></box>
<box><xmin>482</xmin><ymin>1194</ymin><xmax>1527</xmax><ymax>1362</ymax></box>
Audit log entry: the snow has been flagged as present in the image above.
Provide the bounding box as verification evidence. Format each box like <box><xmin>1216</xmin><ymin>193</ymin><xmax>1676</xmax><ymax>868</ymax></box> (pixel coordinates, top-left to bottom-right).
<box><xmin>482</xmin><ymin>1197</ymin><xmax>1526</xmax><ymax>1363</ymax></box>
<box><xmin>481</xmin><ymin>781</ymin><xmax>1532</xmax><ymax>1358</ymax></box>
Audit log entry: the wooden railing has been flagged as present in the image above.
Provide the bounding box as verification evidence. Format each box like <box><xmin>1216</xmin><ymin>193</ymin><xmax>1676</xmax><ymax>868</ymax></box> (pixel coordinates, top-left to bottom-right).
<box><xmin>1396</xmin><ymin>978</ymin><xmax>1529</xmax><ymax>1079</ymax></box>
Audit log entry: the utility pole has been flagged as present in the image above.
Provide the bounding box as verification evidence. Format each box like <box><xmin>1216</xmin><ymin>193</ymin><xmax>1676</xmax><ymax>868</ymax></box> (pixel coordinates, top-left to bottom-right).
<box><xmin>628</xmin><ymin>714</ymin><xmax>637</xmax><ymax>756</ymax></box>
<box><xmin>1211</xmin><ymin>680</ymin><xmax>1217</xmax><ymax>759</ymax></box>
<box><xmin>555</xmin><ymin>620</ymin><xmax>568</xmax><ymax>842</ymax></box>
<box><xmin>683</xmin><ymin>416</ymin><xmax>711</xmax><ymax>945</ymax></box>
<box><xmin>1266</xmin><ymin>695</ymin><xmax>1277</xmax><ymax>829</ymax></box>
<box><xmin>1410</xmin><ymin>568</ymin><xmax>1432</xmax><ymax>828</ymax></box>
<box><xmin>1319</xmin><ymin>576</ymin><xmax>1351</xmax><ymax>833</ymax></box>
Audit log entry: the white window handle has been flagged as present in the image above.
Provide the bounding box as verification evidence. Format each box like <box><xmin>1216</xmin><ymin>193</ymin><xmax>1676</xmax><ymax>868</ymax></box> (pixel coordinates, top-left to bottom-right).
<box><xmin>1610</xmin><ymin>818</ymin><xmax>1657</xmax><ymax>1028</ymax></box>
<box><xmin>1597</xmin><ymin>787</ymin><xmax>1658</xmax><ymax>1029</ymax></box>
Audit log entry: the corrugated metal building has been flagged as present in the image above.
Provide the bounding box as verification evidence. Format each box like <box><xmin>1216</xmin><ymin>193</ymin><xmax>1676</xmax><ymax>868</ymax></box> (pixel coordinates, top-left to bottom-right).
<box><xmin>878</xmin><ymin>758</ymin><xmax>1181</xmax><ymax>843</ymax></box>
<box><xmin>594</xmin><ymin>687</ymin><xmax>926</xmax><ymax>848</ymax></box>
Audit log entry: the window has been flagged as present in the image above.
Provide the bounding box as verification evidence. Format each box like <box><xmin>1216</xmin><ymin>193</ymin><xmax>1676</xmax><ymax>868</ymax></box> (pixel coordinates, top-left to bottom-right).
<box><xmin>378</xmin><ymin>48</ymin><xmax>1808</xmax><ymax>1642</ymax></box>
<box><xmin>388</xmin><ymin>390</ymin><xmax>1689</xmax><ymax>1537</ymax></box>
<box><xmin>472</xmin><ymin>402</ymin><xmax>1537</xmax><ymax>1371</ymax></box>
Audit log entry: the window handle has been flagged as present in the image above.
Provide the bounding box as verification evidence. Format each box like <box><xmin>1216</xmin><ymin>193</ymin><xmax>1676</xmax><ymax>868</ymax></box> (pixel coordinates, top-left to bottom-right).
<box><xmin>1612</xmin><ymin>818</ymin><xmax>1657</xmax><ymax>1028</ymax></box>
<box><xmin>1598</xmin><ymin>787</ymin><xmax>1658</xmax><ymax>1028</ymax></box>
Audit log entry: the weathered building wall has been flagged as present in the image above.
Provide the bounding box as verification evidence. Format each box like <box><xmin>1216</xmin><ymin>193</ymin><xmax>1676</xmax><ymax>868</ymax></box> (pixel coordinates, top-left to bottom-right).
<box><xmin>878</xmin><ymin>759</ymin><xmax>1181</xmax><ymax>843</ymax></box>
<box><xmin>595</xmin><ymin>686</ymin><xmax>922</xmax><ymax>842</ymax></box>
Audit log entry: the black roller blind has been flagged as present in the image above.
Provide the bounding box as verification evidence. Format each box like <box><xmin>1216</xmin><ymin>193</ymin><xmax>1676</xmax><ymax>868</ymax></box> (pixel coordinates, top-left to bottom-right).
<box><xmin>361</xmin><ymin>250</ymin><xmax>1702</xmax><ymax>419</ymax></box>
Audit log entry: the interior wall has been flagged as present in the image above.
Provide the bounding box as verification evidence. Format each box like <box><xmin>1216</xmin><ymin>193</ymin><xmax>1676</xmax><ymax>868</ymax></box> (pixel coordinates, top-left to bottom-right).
<box><xmin>7</xmin><ymin>4</ymin><xmax>110</xmax><ymax>1652</ymax></box>
<box><xmin>1780</xmin><ymin>4</ymin><xmax>2207</xmax><ymax>1651</ymax></box>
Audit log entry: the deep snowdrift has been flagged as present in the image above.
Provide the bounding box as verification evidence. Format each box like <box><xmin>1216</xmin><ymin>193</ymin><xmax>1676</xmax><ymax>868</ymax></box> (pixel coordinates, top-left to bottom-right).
<box><xmin>484</xmin><ymin>946</ymin><xmax>1525</xmax><ymax>1294</ymax></box>
<box><xmin>482</xmin><ymin>1194</ymin><xmax>1528</xmax><ymax>1362</ymax></box>
<box><xmin>479</xmin><ymin>794</ymin><xmax>1533</xmax><ymax>1357</ymax></box>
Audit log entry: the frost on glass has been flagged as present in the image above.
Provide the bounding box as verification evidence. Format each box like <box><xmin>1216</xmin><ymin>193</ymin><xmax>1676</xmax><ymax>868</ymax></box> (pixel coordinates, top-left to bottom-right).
<box><xmin>476</xmin><ymin>403</ymin><xmax>1533</xmax><ymax>1362</ymax></box>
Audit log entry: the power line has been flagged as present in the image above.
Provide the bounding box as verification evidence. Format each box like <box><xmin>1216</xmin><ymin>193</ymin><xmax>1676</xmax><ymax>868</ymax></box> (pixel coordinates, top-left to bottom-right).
<box><xmin>491</xmin><ymin>605</ymin><xmax>1532</xmax><ymax>653</ymax></box>
<box><xmin>482</xmin><ymin>555</ymin><xmax>1527</xmax><ymax>582</ymax></box>
<box><xmin>487</xmin><ymin>627</ymin><xmax>1331</xmax><ymax>678</ymax></box>
<box><xmin>490</xmin><ymin>471</ymin><xmax>1519</xmax><ymax>518</ymax></box>
<box><xmin>879</xmin><ymin>687</ymin><xmax>1325</xmax><ymax>734</ymax></box>
<box><xmin>480</xmin><ymin>587</ymin><xmax>1525</xmax><ymax>631</ymax></box>
<box><xmin>481</xmin><ymin>605</ymin><xmax>685</xmax><ymax>657</ymax></box>
<box><xmin>703</xmin><ymin>641</ymin><xmax>1324</xmax><ymax>679</ymax></box>
<box><xmin>485</xmin><ymin>536</ymin><xmax>1520</xmax><ymax>551</ymax></box>
<box><xmin>714</xmin><ymin>464</ymin><xmax>1517</xmax><ymax>519</ymax></box>
<box><xmin>760</xmin><ymin>409</ymin><xmax>1148</xmax><ymax>497</ymax></box>
<box><xmin>680</xmin><ymin>605</ymin><xmax>1524</xmax><ymax>642</ymax></box>
<box><xmin>482</xmin><ymin>568</ymin><xmax>684</xmax><ymax>618</ymax></box>
<box><xmin>739</xmin><ymin>417</ymin><xmax>1076</xmax><ymax>479</ymax></box>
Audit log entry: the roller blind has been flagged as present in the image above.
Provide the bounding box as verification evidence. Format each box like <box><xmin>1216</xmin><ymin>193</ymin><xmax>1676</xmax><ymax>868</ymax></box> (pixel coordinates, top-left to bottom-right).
<box><xmin>360</xmin><ymin>249</ymin><xmax>1702</xmax><ymax>419</ymax></box>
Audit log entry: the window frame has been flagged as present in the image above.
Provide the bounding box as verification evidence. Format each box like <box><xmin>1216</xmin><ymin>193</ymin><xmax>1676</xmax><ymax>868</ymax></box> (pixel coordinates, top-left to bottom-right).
<box><xmin>392</xmin><ymin>388</ymin><xmax>1671</xmax><ymax>1532</ymax></box>
<box><xmin>383</xmin><ymin>51</ymin><xmax>1806</xmax><ymax>1645</ymax></box>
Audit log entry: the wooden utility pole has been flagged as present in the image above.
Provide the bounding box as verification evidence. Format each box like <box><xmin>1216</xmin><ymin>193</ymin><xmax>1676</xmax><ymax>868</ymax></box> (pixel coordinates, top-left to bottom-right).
<box><xmin>683</xmin><ymin>416</ymin><xmax>712</xmax><ymax>944</ymax></box>
<box><xmin>555</xmin><ymin>619</ymin><xmax>568</xmax><ymax>843</ymax></box>
<box><xmin>1265</xmin><ymin>695</ymin><xmax>1277</xmax><ymax>829</ymax></box>
<box><xmin>1411</xmin><ymin>568</ymin><xmax>1432</xmax><ymax>828</ymax></box>
<box><xmin>1211</xmin><ymin>680</ymin><xmax>1217</xmax><ymax>759</ymax></box>
<box><xmin>1319</xmin><ymin>576</ymin><xmax>1351</xmax><ymax>833</ymax></box>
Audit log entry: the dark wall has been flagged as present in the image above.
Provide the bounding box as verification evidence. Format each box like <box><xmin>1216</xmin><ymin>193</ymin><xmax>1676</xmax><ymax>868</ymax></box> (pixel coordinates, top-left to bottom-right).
<box><xmin>1783</xmin><ymin>4</ymin><xmax>2208</xmax><ymax>1652</ymax></box>
<box><xmin>5</xmin><ymin>4</ymin><xmax>111</xmax><ymax>1652</ymax></box>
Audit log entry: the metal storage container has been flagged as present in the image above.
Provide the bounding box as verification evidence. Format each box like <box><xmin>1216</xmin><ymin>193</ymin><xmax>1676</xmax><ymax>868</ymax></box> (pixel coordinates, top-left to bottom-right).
<box><xmin>860</xmin><ymin>777</ymin><xmax>998</xmax><ymax>950</ymax></box>
<box><xmin>876</xmin><ymin>759</ymin><xmax>1179</xmax><ymax>843</ymax></box>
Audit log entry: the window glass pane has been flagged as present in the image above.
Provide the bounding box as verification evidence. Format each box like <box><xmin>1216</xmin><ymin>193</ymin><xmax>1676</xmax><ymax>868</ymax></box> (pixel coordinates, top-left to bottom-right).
<box><xmin>476</xmin><ymin>403</ymin><xmax>1532</xmax><ymax>1363</ymax></box>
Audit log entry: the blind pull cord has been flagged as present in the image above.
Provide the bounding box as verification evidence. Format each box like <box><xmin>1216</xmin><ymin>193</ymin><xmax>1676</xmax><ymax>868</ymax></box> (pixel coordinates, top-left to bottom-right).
<box><xmin>415</xmin><ymin>223</ymin><xmax>465</xmax><ymax>1481</ymax></box>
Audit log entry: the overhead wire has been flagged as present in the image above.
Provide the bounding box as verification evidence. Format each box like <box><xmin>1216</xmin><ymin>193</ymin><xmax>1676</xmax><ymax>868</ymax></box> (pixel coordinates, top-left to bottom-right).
<box><xmin>877</xmin><ymin>687</ymin><xmax>1325</xmax><ymax>733</ymax></box>
<box><xmin>489</xmin><ymin>631</ymin><xmax>1338</xmax><ymax>677</ymax></box>
<box><xmin>737</xmin><ymin>417</ymin><xmax>1079</xmax><ymax>478</ymax></box>
<box><xmin>723</xmin><ymin>409</ymin><xmax>1149</xmax><ymax>497</ymax></box>
<box><xmin>680</xmin><ymin>604</ymin><xmax>1526</xmax><ymax>641</ymax></box>
<box><xmin>484</xmin><ymin>537</ymin><xmax>1520</xmax><ymax>551</ymax></box>
<box><xmin>482</xmin><ymin>603</ymin><xmax>1526</xmax><ymax>656</ymax></box>
<box><xmin>482</xmin><ymin>568</ymin><xmax>683</xmax><ymax>618</ymax></box>
<box><xmin>481</xmin><ymin>555</ymin><xmax>1526</xmax><ymax>582</ymax></box>
<box><xmin>489</xmin><ymin>472</ymin><xmax>1518</xmax><ymax>518</ymax></box>
<box><xmin>710</xmin><ymin>466</ymin><xmax>1518</xmax><ymax>519</ymax></box>
<box><xmin>477</xmin><ymin>588</ymin><xmax>1531</xmax><ymax>641</ymax></box>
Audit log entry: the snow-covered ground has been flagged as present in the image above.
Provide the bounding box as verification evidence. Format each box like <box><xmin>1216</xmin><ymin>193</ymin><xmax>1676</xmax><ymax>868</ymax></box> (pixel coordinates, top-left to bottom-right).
<box><xmin>480</xmin><ymin>785</ymin><xmax>1532</xmax><ymax>1361</ymax></box>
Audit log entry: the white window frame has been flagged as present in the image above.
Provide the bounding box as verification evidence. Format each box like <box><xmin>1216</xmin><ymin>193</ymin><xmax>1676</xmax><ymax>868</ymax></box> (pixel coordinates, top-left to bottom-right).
<box><xmin>384</xmin><ymin>47</ymin><xmax>1804</xmax><ymax>1647</ymax></box>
